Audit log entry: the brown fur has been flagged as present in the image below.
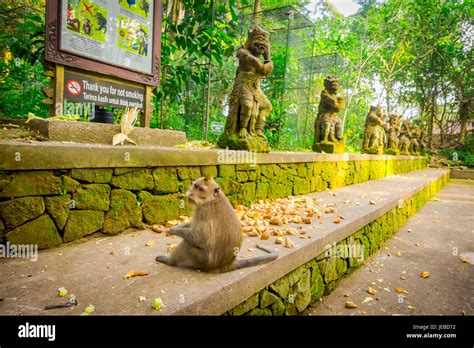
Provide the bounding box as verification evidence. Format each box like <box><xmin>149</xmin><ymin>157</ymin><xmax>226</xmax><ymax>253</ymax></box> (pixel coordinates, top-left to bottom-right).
<box><xmin>155</xmin><ymin>177</ymin><xmax>278</xmax><ymax>273</ymax></box>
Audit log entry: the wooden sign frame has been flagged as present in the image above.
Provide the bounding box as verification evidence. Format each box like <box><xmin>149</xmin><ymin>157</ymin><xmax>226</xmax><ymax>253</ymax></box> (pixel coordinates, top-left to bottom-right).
<box><xmin>44</xmin><ymin>0</ymin><xmax>162</xmax><ymax>126</ymax></box>
<box><xmin>45</xmin><ymin>0</ymin><xmax>162</xmax><ymax>86</ymax></box>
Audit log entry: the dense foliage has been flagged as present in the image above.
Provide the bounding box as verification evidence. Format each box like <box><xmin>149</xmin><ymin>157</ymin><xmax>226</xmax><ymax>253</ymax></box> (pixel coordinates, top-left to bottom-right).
<box><xmin>0</xmin><ymin>0</ymin><xmax>471</xmax><ymax>155</ymax></box>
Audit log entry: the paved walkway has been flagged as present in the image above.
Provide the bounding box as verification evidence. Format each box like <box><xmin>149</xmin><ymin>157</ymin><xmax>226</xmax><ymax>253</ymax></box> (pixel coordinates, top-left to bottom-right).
<box><xmin>0</xmin><ymin>169</ymin><xmax>448</xmax><ymax>315</ymax></box>
<box><xmin>307</xmin><ymin>179</ymin><xmax>474</xmax><ymax>315</ymax></box>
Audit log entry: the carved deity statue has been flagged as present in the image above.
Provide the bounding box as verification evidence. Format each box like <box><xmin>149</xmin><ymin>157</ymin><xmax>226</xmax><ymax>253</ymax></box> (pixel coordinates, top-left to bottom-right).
<box><xmin>312</xmin><ymin>76</ymin><xmax>345</xmax><ymax>153</ymax></box>
<box><xmin>362</xmin><ymin>105</ymin><xmax>387</xmax><ymax>155</ymax></box>
<box><xmin>419</xmin><ymin>129</ymin><xmax>428</xmax><ymax>154</ymax></box>
<box><xmin>399</xmin><ymin>121</ymin><xmax>411</xmax><ymax>155</ymax></box>
<box><xmin>217</xmin><ymin>26</ymin><xmax>273</xmax><ymax>152</ymax></box>
<box><xmin>385</xmin><ymin>113</ymin><xmax>401</xmax><ymax>155</ymax></box>
<box><xmin>409</xmin><ymin>123</ymin><xmax>421</xmax><ymax>155</ymax></box>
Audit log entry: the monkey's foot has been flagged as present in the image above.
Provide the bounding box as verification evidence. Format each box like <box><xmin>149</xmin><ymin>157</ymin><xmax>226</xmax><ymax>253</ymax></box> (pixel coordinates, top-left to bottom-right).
<box><xmin>255</xmin><ymin>130</ymin><xmax>265</xmax><ymax>138</ymax></box>
<box><xmin>239</xmin><ymin>128</ymin><xmax>250</xmax><ymax>138</ymax></box>
<box><xmin>155</xmin><ymin>255</ymin><xmax>170</xmax><ymax>264</ymax></box>
<box><xmin>319</xmin><ymin>140</ymin><xmax>334</xmax><ymax>145</ymax></box>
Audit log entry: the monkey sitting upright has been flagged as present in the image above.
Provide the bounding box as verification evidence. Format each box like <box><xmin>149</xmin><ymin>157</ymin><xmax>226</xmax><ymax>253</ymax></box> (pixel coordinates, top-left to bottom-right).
<box><xmin>155</xmin><ymin>177</ymin><xmax>278</xmax><ymax>273</ymax></box>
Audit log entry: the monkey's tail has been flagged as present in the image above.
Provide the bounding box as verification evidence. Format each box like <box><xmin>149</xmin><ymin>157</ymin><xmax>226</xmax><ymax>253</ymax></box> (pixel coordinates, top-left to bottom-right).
<box><xmin>227</xmin><ymin>244</ymin><xmax>278</xmax><ymax>272</ymax></box>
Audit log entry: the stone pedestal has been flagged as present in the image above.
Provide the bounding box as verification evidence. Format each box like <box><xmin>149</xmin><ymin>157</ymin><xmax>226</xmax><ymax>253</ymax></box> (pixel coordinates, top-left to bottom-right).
<box><xmin>385</xmin><ymin>148</ymin><xmax>400</xmax><ymax>156</ymax></box>
<box><xmin>217</xmin><ymin>133</ymin><xmax>270</xmax><ymax>153</ymax></box>
<box><xmin>312</xmin><ymin>141</ymin><xmax>345</xmax><ymax>154</ymax></box>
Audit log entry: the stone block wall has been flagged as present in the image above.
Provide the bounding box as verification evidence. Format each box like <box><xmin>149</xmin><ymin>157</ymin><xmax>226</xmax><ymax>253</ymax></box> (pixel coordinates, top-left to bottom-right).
<box><xmin>225</xmin><ymin>171</ymin><xmax>449</xmax><ymax>316</ymax></box>
<box><xmin>0</xmin><ymin>158</ymin><xmax>427</xmax><ymax>248</ymax></box>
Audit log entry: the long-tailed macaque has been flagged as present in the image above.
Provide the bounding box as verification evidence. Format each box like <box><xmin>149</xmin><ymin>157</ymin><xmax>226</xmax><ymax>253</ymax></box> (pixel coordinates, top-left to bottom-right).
<box><xmin>155</xmin><ymin>177</ymin><xmax>278</xmax><ymax>273</ymax></box>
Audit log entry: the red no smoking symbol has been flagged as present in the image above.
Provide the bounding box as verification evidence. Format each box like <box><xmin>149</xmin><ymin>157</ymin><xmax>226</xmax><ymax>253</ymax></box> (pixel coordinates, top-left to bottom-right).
<box><xmin>66</xmin><ymin>80</ymin><xmax>82</xmax><ymax>95</ymax></box>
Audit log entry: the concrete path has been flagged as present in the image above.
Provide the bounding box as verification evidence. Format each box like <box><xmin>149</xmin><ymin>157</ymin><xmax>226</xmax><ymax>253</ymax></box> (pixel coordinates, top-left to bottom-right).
<box><xmin>0</xmin><ymin>169</ymin><xmax>450</xmax><ymax>315</ymax></box>
<box><xmin>307</xmin><ymin>179</ymin><xmax>474</xmax><ymax>316</ymax></box>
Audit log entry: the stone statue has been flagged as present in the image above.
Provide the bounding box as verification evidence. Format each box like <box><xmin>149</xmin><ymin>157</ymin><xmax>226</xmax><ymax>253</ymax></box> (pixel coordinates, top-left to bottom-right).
<box><xmin>419</xmin><ymin>129</ymin><xmax>428</xmax><ymax>154</ymax></box>
<box><xmin>399</xmin><ymin>121</ymin><xmax>411</xmax><ymax>155</ymax></box>
<box><xmin>409</xmin><ymin>123</ymin><xmax>421</xmax><ymax>155</ymax></box>
<box><xmin>312</xmin><ymin>76</ymin><xmax>345</xmax><ymax>153</ymax></box>
<box><xmin>385</xmin><ymin>113</ymin><xmax>401</xmax><ymax>155</ymax></box>
<box><xmin>362</xmin><ymin>105</ymin><xmax>387</xmax><ymax>155</ymax></box>
<box><xmin>217</xmin><ymin>26</ymin><xmax>273</xmax><ymax>152</ymax></box>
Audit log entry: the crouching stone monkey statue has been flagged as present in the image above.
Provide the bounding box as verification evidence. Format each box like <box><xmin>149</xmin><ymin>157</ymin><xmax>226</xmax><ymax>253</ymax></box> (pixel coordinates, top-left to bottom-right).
<box><xmin>217</xmin><ymin>26</ymin><xmax>273</xmax><ymax>152</ymax></box>
<box><xmin>312</xmin><ymin>76</ymin><xmax>345</xmax><ymax>153</ymax></box>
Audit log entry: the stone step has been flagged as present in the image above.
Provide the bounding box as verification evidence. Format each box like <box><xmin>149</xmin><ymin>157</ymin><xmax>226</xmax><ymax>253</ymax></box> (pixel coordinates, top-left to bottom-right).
<box><xmin>0</xmin><ymin>168</ymin><xmax>449</xmax><ymax>315</ymax></box>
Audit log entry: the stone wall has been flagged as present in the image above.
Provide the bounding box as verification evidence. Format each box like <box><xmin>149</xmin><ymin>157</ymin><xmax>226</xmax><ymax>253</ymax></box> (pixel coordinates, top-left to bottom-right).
<box><xmin>0</xmin><ymin>157</ymin><xmax>427</xmax><ymax>248</ymax></box>
<box><xmin>225</xmin><ymin>171</ymin><xmax>449</xmax><ymax>316</ymax></box>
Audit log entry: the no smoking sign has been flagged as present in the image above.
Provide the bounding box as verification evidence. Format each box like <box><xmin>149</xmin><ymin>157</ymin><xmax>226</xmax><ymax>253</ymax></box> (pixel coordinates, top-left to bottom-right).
<box><xmin>66</xmin><ymin>80</ymin><xmax>82</xmax><ymax>95</ymax></box>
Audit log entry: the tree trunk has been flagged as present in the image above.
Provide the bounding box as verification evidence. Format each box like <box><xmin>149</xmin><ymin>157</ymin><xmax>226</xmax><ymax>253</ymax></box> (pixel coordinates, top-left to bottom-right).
<box><xmin>458</xmin><ymin>94</ymin><xmax>472</xmax><ymax>144</ymax></box>
<box><xmin>252</xmin><ymin>0</ymin><xmax>260</xmax><ymax>28</ymax></box>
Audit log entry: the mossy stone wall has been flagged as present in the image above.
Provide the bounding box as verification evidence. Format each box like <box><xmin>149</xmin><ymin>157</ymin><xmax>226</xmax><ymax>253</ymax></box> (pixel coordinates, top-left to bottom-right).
<box><xmin>0</xmin><ymin>158</ymin><xmax>427</xmax><ymax>248</ymax></box>
<box><xmin>225</xmin><ymin>171</ymin><xmax>449</xmax><ymax>316</ymax></box>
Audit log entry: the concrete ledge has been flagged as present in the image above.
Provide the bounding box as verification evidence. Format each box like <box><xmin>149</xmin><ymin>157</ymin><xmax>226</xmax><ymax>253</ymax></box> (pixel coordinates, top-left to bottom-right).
<box><xmin>450</xmin><ymin>169</ymin><xmax>474</xmax><ymax>180</ymax></box>
<box><xmin>0</xmin><ymin>168</ymin><xmax>449</xmax><ymax>315</ymax></box>
<box><xmin>25</xmin><ymin>119</ymin><xmax>187</xmax><ymax>147</ymax></box>
<box><xmin>0</xmin><ymin>140</ymin><xmax>425</xmax><ymax>170</ymax></box>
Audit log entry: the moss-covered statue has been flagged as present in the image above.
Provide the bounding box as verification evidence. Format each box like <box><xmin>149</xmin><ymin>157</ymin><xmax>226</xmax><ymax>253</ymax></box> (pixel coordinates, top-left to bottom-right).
<box><xmin>362</xmin><ymin>105</ymin><xmax>387</xmax><ymax>155</ymax></box>
<box><xmin>385</xmin><ymin>113</ymin><xmax>401</xmax><ymax>155</ymax></box>
<box><xmin>409</xmin><ymin>123</ymin><xmax>421</xmax><ymax>155</ymax></box>
<box><xmin>217</xmin><ymin>26</ymin><xmax>273</xmax><ymax>152</ymax></box>
<box><xmin>312</xmin><ymin>76</ymin><xmax>345</xmax><ymax>153</ymax></box>
<box><xmin>399</xmin><ymin>121</ymin><xmax>411</xmax><ymax>155</ymax></box>
<box><xmin>419</xmin><ymin>129</ymin><xmax>428</xmax><ymax>154</ymax></box>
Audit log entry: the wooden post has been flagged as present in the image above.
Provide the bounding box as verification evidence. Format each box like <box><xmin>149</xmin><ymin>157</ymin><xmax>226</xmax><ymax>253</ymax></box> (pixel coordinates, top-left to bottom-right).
<box><xmin>141</xmin><ymin>85</ymin><xmax>154</xmax><ymax>127</ymax></box>
<box><xmin>53</xmin><ymin>64</ymin><xmax>65</xmax><ymax>116</ymax></box>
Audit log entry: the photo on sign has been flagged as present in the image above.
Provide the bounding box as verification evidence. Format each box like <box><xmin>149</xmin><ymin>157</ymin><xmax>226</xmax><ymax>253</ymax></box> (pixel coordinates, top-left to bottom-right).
<box><xmin>119</xmin><ymin>0</ymin><xmax>151</xmax><ymax>19</ymax></box>
<box><xmin>118</xmin><ymin>15</ymin><xmax>149</xmax><ymax>56</ymax></box>
<box><xmin>66</xmin><ymin>0</ymin><xmax>107</xmax><ymax>43</ymax></box>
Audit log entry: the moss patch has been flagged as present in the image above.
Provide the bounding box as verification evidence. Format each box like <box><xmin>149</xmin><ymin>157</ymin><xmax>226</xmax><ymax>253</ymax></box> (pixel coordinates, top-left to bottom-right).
<box><xmin>177</xmin><ymin>167</ymin><xmax>201</xmax><ymax>180</ymax></box>
<box><xmin>111</xmin><ymin>169</ymin><xmax>154</xmax><ymax>191</ymax></box>
<box><xmin>70</xmin><ymin>168</ymin><xmax>113</xmax><ymax>183</ymax></box>
<box><xmin>200</xmin><ymin>166</ymin><xmax>218</xmax><ymax>178</ymax></box>
<box><xmin>45</xmin><ymin>195</ymin><xmax>71</xmax><ymax>230</ymax></box>
<box><xmin>103</xmin><ymin>189</ymin><xmax>142</xmax><ymax>234</ymax></box>
<box><xmin>61</xmin><ymin>176</ymin><xmax>80</xmax><ymax>193</ymax></box>
<box><xmin>0</xmin><ymin>196</ymin><xmax>45</xmax><ymax>229</ymax></box>
<box><xmin>153</xmin><ymin>167</ymin><xmax>179</xmax><ymax>194</ymax></box>
<box><xmin>1</xmin><ymin>171</ymin><xmax>62</xmax><ymax>197</ymax></box>
<box><xmin>63</xmin><ymin>210</ymin><xmax>104</xmax><ymax>242</ymax></box>
<box><xmin>141</xmin><ymin>192</ymin><xmax>181</xmax><ymax>224</ymax></box>
<box><xmin>6</xmin><ymin>215</ymin><xmax>61</xmax><ymax>249</ymax></box>
<box><xmin>218</xmin><ymin>165</ymin><xmax>236</xmax><ymax>179</ymax></box>
<box><xmin>73</xmin><ymin>184</ymin><xmax>110</xmax><ymax>211</ymax></box>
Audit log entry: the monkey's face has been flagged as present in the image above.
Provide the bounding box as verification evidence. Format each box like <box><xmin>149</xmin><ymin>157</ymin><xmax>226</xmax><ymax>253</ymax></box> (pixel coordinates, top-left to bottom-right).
<box><xmin>186</xmin><ymin>177</ymin><xmax>220</xmax><ymax>206</ymax></box>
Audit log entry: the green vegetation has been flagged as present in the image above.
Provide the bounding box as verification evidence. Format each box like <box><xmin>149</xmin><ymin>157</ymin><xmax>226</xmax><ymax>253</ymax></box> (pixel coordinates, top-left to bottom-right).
<box><xmin>0</xmin><ymin>0</ymin><xmax>471</xmax><ymax>155</ymax></box>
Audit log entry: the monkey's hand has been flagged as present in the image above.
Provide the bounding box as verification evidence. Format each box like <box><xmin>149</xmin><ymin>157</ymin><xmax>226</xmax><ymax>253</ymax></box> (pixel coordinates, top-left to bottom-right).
<box><xmin>255</xmin><ymin>129</ymin><xmax>265</xmax><ymax>138</ymax></box>
<box><xmin>239</xmin><ymin>128</ymin><xmax>249</xmax><ymax>138</ymax></box>
<box><xmin>173</xmin><ymin>222</ymin><xmax>190</xmax><ymax>229</ymax></box>
<box><xmin>170</xmin><ymin>225</ymin><xmax>191</xmax><ymax>238</ymax></box>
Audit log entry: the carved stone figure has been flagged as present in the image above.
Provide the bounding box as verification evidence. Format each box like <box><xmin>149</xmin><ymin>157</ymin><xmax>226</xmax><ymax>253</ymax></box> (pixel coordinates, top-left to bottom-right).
<box><xmin>409</xmin><ymin>123</ymin><xmax>421</xmax><ymax>155</ymax></box>
<box><xmin>399</xmin><ymin>121</ymin><xmax>411</xmax><ymax>155</ymax></box>
<box><xmin>312</xmin><ymin>76</ymin><xmax>345</xmax><ymax>153</ymax></box>
<box><xmin>419</xmin><ymin>129</ymin><xmax>428</xmax><ymax>154</ymax></box>
<box><xmin>217</xmin><ymin>26</ymin><xmax>273</xmax><ymax>152</ymax></box>
<box><xmin>362</xmin><ymin>105</ymin><xmax>387</xmax><ymax>155</ymax></box>
<box><xmin>385</xmin><ymin>113</ymin><xmax>401</xmax><ymax>155</ymax></box>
